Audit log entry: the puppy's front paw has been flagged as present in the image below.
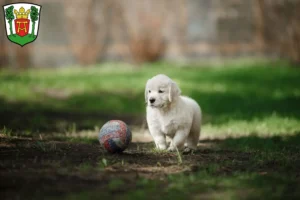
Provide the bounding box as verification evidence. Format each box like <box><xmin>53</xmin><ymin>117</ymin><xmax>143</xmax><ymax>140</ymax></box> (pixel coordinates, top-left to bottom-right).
<box><xmin>167</xmin><ymin>146</ymin><xmax>176</xmax><ymax>152</ymax></box>
<box><xmin>157</xmin><ymin>143</ymin><xmax>167</xmax><ymax>150</ymax></box>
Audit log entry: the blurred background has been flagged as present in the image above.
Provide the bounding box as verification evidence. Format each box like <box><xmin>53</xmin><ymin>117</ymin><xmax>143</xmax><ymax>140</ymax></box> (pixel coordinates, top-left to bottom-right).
<box><xmin>0</xmin><ymin>0</ymin><xmax>300</xmax><ymax>137</ymax></box>
<box><xmin>1</xmin><ymin>0</ymin><xmax>299</xmax><ymax>68</ymax></box>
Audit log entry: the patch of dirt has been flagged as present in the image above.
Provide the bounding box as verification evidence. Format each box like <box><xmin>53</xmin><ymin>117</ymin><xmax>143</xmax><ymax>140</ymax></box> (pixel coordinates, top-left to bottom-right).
<box><xmin>0</xmin><ymin>135</ymin><xmax>279</xmax><ymax>199</ymax></box>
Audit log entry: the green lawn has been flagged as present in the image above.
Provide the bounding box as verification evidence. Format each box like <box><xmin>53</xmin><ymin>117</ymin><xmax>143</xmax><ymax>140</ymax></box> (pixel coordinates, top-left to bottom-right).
<box><xmin>1</xmin><ymin>61</ymin><xmax>299</xmax><ymax>136</ymax></box>
<box><xmin>1</xmin><ymin>61</ymin><xmax>300</xmax><ymax>199</ymax></box>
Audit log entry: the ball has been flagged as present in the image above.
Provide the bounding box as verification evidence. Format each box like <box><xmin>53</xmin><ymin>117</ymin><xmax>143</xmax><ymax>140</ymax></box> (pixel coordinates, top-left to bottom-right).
<box><xmin>98</xmin><ymin>120</ymin><xmax>132</xmax><ymax>153</ymax></box>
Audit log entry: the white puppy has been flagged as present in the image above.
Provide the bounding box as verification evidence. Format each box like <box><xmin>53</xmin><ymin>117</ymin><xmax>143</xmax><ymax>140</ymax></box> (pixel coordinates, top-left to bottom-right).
<box><xmin>145</xmin><ymin>74</ymin><xmax>202</xmax><ymax>153</ymax></box>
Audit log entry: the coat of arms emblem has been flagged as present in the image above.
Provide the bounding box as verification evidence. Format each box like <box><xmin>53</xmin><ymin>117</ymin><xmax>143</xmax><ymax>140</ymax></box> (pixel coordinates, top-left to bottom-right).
<box><xmin>3</xmin><ymin>3</ymin><xmax>41</xmax><ymax>46</ymax></box>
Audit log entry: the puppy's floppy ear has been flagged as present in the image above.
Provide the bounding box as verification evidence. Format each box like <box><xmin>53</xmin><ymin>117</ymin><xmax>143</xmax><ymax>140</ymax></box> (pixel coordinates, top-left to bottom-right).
<box><xmin>145</xmin><ymin>79</ymin><xmax>149</xmax><ymax>103</ymax></box>
<box><xmin>168</xmin><ymin>81</ymin><xmax>181</xmax><ymax>102</ymax></box>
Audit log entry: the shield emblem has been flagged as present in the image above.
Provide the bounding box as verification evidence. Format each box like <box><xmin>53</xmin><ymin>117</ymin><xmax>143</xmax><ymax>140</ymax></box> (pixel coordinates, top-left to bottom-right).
<box><xmin>15</xmin><ymin>19</ymin><xmax>30</xmax><ymax>37</ymax></box>
<box><xmin>3</xmin><ymin>3</ymin><xmax>41</xmax><ymax>47</ymax></box>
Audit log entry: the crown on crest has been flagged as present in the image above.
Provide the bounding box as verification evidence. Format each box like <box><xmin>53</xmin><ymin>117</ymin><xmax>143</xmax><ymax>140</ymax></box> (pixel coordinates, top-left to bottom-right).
<box><xmin>14</xmin><ymin>7</ymin><xmax>31</xmax><ymax>19</ymax></box>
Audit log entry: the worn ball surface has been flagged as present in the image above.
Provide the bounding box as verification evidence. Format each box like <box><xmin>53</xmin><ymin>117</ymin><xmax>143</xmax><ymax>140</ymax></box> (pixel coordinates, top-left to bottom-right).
<box><xmin>98</xmin><ymin>120</ymin><xmax>132</xmax><ymax>153</ymax></box>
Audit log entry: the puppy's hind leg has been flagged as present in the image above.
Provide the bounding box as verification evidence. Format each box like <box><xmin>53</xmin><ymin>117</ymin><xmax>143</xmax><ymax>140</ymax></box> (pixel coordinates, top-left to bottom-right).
<box><xmin>184</xmin><ymin>109</ymin><xmax>201</xmax><ymax>154</ymax></box>
<box><xmin>184</xmin><ymin>129</ymin><xmax>200</xmax><ymax>153</ymax></box>
<box><xmin>184</xmin><ymin>125</ymin><xmax>201</xmax><ymax>154</ymax></box>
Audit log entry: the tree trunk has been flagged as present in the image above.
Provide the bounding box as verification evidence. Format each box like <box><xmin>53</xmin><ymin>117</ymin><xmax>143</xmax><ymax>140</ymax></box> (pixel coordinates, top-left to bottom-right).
<box><xmin>64</xmin><ymin>0</ymin><xmax>109</xmax><ymax>65</ymax></box>
<box><xmin>9</xmin><ymin>20</ymin><xmax>14</xmax><ymax>36</ymax></box>
<box><xmin>254</xmin><ymin>0</ymin><xmax>265</xmax><ymax>53</ymax></box>
<box><xmin>31</xmin><ymin>22</ymin><xmax>36</xmax><ymax>37</ymax></box>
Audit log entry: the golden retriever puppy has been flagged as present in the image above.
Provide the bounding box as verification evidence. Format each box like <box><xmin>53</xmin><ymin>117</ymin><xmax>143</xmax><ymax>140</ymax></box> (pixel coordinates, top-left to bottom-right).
<box><xmin>145</xmin><ymin>74</ymin><xmax>202</xmax><ymax>153</ymax></box>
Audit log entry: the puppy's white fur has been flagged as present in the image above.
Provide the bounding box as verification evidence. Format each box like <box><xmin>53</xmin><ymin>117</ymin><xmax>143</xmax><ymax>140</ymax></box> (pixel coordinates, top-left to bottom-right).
<box><xmin>145</xmin><ymin>74</ymin><xmax>202</xmax><ymax>152</ymax></box>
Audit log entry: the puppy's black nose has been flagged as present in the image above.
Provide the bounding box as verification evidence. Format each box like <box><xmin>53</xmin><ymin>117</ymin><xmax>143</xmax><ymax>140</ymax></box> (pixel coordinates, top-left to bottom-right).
<box><xmin>149</xmin><ymin>98</ymin><xmax>155</xmax><ymax>103</ymax></box>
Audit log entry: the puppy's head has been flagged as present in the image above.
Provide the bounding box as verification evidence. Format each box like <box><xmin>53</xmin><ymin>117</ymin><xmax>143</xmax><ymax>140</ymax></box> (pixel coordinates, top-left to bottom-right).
<box><xmin>145</xmin><ymin>74</ymin><xmax>181</xmax><ymax>108</ymax></box>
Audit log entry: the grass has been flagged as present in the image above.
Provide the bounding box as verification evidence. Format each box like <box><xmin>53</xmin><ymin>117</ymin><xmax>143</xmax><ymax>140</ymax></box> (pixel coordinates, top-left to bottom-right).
<box><xmin>0</xmin><ymin>61</ymin><xmax>299</xmax><ymax>134</ymax></box>
<box><xmin>62</xmin><ymin>171</ymin><xmax>300</xmax><ymax>200</ymax></box>
<box><xmin>1</xmin><ymin>61</ymin><xmax>300</xmax><ymax>199</ymax></box>
<box><xmin>1</xmin><ymin>126</ymin><xmax>12</xmax><ymax>137</ymax></box>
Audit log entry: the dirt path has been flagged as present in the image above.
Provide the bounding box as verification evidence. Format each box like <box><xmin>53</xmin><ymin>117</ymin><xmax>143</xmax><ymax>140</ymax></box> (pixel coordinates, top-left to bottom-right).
<box><xmin>1</xmin><ymin>135</ymin><xmax>298</xmax><ymax>199</ymax></box>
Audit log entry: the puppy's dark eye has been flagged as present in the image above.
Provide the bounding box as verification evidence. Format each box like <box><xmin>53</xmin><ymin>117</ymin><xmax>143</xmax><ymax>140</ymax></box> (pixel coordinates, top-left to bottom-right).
<box><xmin>158</xmin><ymin>90</ymin><xmax>164</xmax><ymax>93</ymax></box>
<box><xmin>149</xmin><ymin>90</ymin><xmax>151</xmax><ymax>93</ymax></box>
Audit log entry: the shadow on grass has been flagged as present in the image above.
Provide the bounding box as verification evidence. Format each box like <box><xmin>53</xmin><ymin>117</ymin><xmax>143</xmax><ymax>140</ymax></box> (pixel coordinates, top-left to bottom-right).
<box><xmin>0</xmin><ymin>65</ymin><xmax>299</xmax><ymax>132</ymax></box>
<box><xmin>215</xmin><ymin>132</ymin><xmax>300</xmax><ymax>152</ymax></box>
<box><xmin>186</xmin><ymin>66</ymin><xmax>300</xmax><ymax>124</ymax></box>
<box><xmin>193</xmin><ymin>91</ymin><xmax>300</xmax><ymax>124</ymax></box>
<box><xmin>0</xmin><ymin>93</ymin><xmax>145</xmax><ymax>132</ymax></box>
<box><xmin>2</xmin><ymin>89</ymin><xmax>299</xmax><ymax>132</ymax></box>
